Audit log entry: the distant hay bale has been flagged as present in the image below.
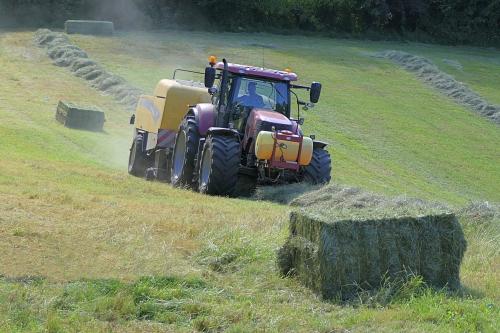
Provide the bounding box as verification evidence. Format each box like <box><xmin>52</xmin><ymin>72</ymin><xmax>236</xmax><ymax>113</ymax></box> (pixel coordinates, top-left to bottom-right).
<box><xmin>65</xmin><ymin>20</ymin><xmax>114</xmax><ymax>36</ymax></box>
<box><xmin>56</xmin><ymin>101</ymin><xmax>105</xmax><ymax>131</ymax></box>
<box><xmin>278</xmin><ymin>184</ymin><xmax>467</xmax><ymax>301</ymax></box>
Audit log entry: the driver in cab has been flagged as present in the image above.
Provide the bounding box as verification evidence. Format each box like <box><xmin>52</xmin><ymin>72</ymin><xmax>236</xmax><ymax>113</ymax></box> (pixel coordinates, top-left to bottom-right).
<box><xmin>236</xmin><ymin>81</ymin><xmax>265</xmax><ymax>109</ymax></box>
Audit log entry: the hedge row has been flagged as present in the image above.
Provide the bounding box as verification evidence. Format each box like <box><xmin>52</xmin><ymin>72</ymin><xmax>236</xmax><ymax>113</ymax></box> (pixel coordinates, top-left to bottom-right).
<box><xmin>1</xmin><ymin>0</ymin><xmax>499</xmax><ymax>45</ymax></box>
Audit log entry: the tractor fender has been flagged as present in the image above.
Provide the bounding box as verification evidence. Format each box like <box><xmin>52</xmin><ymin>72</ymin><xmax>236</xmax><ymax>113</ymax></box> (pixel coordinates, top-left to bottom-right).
<box><xmin>187</xmin><ymin>103</ymin><xmax>216</xmax><ymax>136</ymax></box>
<box><xmin>206</xmin><ymin>127</ymin><xmax>240</xmax><ymax>139</ymax></box>
<box><xmin>194</xmin><ymin>128</ymin><xmax>239</xmax><ymax>182</ymax></box>
<box><xmin>313</xmin><ymin>140</ymin><xmax>328</xmax><ymax>149</ymax></box>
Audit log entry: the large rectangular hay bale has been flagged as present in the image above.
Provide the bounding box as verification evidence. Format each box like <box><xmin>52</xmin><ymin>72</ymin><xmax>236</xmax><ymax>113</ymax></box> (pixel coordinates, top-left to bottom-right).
<box><xmin>56</xmin><ymin>101</ymin><xmax>105</xmax><ymax>131</ymax></box>
<box><xmin>278</xmin><ymin>210</ymin><xmax>466</xmax><ymax>301</ymax></box>
<box><xmin>65</xmin><ymin>20</ymin><xmax>114</xmax><ymax>36</ymax></box>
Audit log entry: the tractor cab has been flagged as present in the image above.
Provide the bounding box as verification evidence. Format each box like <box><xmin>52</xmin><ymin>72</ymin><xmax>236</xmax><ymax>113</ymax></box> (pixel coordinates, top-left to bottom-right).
<box><xmin>204</xmin><ymin>58</ymin><xmax>322</xmax><ymax>133</ymax></box>
<box><xmin>219</xmin><ymin>74</ymin><xmax>291</xmax><ymax>132</ymax></box>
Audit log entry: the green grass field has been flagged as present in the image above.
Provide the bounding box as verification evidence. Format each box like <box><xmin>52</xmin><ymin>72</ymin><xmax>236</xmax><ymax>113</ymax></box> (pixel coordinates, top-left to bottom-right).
<box><xmin>71</xmin><ymin>30</ymin><xmax>500</xmax><ymax>204</ymax></box>
<box><xmin>0</xmin><ymin>30</ymin><xmax>498</xmax><ymax>332</ymax></box>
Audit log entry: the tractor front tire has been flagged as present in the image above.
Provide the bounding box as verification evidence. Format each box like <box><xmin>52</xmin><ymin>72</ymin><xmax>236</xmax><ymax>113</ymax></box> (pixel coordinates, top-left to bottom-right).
<box><xmin>128</xmin><ymin>134</ymin><xmax>148</xmax><ymax>177</ymax></box>
<box><xmin>302</xmin><ymin>148</ymin><xmax>332</xmax><ymax>184</ymax></box>
<box><xmin>198</xmin><ymin>135</ymin><xmax>240</xmax><ymax>196</ymax></box>
<box><xmin>171</xmin><ymin>118</ymin><xmax>199</xmax><ymax>187</ymax></box>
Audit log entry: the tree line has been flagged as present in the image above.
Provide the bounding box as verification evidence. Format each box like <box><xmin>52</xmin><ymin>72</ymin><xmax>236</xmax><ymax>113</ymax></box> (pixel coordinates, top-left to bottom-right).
<box><xmin>1</xmin><ymin>0</ymin><xmax>499</xmax><ymax>45</ymax></box>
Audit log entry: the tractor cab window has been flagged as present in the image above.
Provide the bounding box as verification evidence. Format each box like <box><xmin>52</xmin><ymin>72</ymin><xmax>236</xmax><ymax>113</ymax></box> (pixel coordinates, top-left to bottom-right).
<box><xmin>228</xmin><ymin>77</ymin><xmax>290</xmax><ymax>132</ymax></box>
<box><xmin>232</xmin><ymin>77</ymin><xmax>289</xmax><ymax>115</ymax></box>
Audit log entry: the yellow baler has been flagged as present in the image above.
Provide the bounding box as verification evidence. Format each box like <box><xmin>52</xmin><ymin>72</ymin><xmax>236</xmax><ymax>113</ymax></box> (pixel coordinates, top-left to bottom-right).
<box><xmin>134</xmin><ymin>79</ymin><xmax>210</xmax><ymax>149</ymax></box>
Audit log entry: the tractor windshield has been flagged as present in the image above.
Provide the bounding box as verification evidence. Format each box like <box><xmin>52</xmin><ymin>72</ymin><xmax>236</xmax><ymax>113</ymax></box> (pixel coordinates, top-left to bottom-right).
<box><xmin>231</xmin><ymin>77</ymin><xmax>289</xmax><ymax>115</ymax></box>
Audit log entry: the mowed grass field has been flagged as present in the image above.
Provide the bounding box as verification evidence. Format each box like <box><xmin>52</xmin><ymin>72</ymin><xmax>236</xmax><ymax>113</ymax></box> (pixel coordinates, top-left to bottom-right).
<box><xmin>0</xmin><ymin>29</ymin><xmax>498</xmax><ymax>332</ymax></box>
<box><xmin>71</xmin><ymin>30</ymin><xmax>500</xmax><ymax>204</ymax></box>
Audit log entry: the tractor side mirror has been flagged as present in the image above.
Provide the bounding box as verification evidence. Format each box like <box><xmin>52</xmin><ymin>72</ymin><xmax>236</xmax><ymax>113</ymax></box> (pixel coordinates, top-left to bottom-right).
<box><xmin>310</xmin><ymin>82</ymin><xmax>322</xmax><ymax>104</ymax></box>
<box><xmin>205</xmin><ymin>67</ymin><xmax>216</xmax><ymax>88</ymax></box>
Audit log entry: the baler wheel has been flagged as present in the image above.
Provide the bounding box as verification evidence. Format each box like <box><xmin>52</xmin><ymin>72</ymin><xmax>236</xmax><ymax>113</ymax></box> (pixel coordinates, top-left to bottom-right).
<box><xmin>171</xmin><ymin>117</ymin><xmax>199</xmax><ymax>187</ymax></box>
<box><xmin>198</xmin><ymin>135</ymin><xmax>240</xmax><ymax>196</ymax></box>
<box><xmin>302</xmin><ymin>148</ymin><xmax>332</xmax><ymax>184</ymax></box>
<box><xmin>128</xmin><ymin>134</ymin><xmax>148</xmax><ymax>177</ymax></box>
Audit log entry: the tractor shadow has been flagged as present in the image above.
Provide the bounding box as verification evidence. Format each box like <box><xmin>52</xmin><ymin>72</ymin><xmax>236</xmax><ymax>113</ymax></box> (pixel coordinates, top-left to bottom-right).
<box><xmin>250</xmin><ymin>183</ymin><xmax>322</xmax><ymax>205</ymax></box>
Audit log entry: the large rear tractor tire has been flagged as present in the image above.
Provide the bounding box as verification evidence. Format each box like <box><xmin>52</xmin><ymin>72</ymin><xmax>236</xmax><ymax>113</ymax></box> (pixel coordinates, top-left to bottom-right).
<box><xmin>198</xmin><ymin>135</ymin><xmax>240</xmax><ymax>196</ymax></box>
<box><xmin>128</xmin><ymin>134</ymin><xmax>149</xmax><ymax>177</ymax></box>
<box><xmin>302</xmin><ymin>148</ymin><xmax>332</xmax><ymax>184</ymax></box>
<box><xmin>171</xmin><ymin>117</ymin><xmax>199</xmax><ymax>187</ymax></box>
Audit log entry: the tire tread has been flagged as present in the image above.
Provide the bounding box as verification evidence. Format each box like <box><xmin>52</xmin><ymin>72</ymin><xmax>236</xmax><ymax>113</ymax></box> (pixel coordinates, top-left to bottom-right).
<box><xmin>302</xmin><ymin>148</ymin><xmax>332</xmax><ymax>184</ymax></box>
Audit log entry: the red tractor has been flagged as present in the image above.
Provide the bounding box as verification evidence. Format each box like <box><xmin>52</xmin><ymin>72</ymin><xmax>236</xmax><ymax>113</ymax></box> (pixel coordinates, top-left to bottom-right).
<box><xmin>129</xmin><ymin>57</ymin><xmax>331</xmax><ymax>196</ymax></box>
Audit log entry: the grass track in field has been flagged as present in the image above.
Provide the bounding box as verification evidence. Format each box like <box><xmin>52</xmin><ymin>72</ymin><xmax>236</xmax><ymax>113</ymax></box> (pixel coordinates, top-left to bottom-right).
<box><xmin>0</xmin><ymin>30</ymin><xmax>498</xmax><ymax>332</ymax></box>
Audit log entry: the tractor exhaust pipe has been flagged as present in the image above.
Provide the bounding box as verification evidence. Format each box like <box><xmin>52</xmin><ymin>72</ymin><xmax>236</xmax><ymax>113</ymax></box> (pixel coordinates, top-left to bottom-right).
<box><xmin>217</xmin><ymin>58</ymin><xmax>229</xmax><ymax>127</ymax></box>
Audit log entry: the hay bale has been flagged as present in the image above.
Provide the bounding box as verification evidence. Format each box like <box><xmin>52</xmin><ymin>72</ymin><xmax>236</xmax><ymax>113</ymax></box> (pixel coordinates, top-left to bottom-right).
<box><xmin>55</xmin><ymin>101</ymin><xmax>105</xmax><ymax>131</ymax></box>
<box><xmin>278</xmin><ymin>185</ymin><xmax>467</xmax><ymax>301</ymax></box>
<box><xmin>65</xmin><ymin>20</ymin><xmax>114</xmax><ymax>36</ymax></box>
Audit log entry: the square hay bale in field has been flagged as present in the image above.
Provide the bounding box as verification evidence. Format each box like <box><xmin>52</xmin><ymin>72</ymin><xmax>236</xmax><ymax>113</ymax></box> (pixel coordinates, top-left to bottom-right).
<box><xmin>278</xmin><ymin>185</ymin><xmax>467</xmax><ymax>301</ymax></box>
<box><xmin>56</xmin><ymin>101</ymin><xmax>105</xmax><ymax>131</ymax></box>
<box><xmin>65</xmin><ymin>20</ymin><xmax>114</xmax><ymax>36</ymax></box>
